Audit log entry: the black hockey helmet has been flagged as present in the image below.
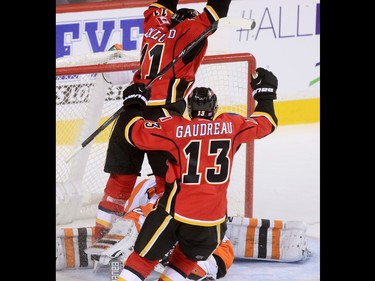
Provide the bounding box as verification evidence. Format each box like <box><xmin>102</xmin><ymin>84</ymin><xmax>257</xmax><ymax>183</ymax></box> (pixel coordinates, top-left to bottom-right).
<box><xmin>187</xmin><ymin>87</ymin><xmax>218</xmax><ymax>120</ymax></box>
<box><xmin>170</xmin><ymin>8</ymin><xmax>200</xmax><ymax>28</ymax></box>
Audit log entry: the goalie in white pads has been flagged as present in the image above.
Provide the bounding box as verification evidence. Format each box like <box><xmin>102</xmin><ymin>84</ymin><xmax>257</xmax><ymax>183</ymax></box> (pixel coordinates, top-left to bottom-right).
<box><xmin>56</xmin><ymin>177</ymin><xmax>310</xmax><ymax>280</ymax></box>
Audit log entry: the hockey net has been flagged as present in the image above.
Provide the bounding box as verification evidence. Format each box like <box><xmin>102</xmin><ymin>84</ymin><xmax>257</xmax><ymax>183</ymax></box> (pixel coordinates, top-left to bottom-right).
<box><xmin>56</xmin><ymin>50</ymin><xmax>256</xmax><ymax>225</ymax></box>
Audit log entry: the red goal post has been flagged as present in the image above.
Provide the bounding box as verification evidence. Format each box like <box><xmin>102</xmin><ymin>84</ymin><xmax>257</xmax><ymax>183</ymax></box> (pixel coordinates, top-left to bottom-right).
<box><xmin>56</xmin><ymin>51</ymin><xmax>256</xmax><ymax>225</ymax></box>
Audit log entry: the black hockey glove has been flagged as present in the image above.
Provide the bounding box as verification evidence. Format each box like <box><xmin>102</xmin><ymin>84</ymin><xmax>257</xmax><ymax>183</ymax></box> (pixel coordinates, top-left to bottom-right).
<box><xmin>251</xmin><ymin>67</ymin><xmax>278</xmax><ymax>101</ymax></box>
<box><xmin>122</xmin><ymin>83</ymin><xmax>151</xmax><ymax>110</ymax></box>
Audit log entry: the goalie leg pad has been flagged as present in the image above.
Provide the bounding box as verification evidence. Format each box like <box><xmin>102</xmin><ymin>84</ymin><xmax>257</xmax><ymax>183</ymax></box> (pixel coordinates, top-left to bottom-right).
<box><xmin>56</xmin><ymin>227</ymin><xmax>96</xmax><ymax>270</ymax></box>
<box><xmin>211</xmin><ymin>237</ymin><xmax>234</xmax><ymax>279</ymax></box>
<box><xmin>225</xmin><ymin>217</ymin><xmax>311</xmax><ymax>262</ymax></box>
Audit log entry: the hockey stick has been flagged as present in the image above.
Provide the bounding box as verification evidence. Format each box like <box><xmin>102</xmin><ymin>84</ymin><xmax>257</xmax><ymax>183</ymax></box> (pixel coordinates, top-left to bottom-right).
<box><xmin>64</xmin><ymin>17</ymin><xmax>256</xmax><ymax>163</ymax></box>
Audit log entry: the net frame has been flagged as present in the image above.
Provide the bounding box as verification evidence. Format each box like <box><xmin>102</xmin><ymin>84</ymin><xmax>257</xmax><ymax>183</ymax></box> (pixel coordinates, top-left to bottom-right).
<box><xmin>56</xmin><ymin>52</ymin><xmax>256</xmax><ymax>224</ymax></box>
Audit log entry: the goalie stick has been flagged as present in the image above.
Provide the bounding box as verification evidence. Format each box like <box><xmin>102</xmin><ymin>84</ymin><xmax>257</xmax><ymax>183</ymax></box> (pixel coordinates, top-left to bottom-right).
<box><xmin>64</xmin><ymin>17</ymin><xmax>256</xmax><ymax>163</ymax></box>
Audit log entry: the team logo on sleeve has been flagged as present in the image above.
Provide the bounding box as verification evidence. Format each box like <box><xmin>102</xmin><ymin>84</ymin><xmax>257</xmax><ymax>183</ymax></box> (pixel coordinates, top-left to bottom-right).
<box><xmin>144</xmin><ymin>121</ymin><xmax>161</xmax><ymax>129</ymax></box>
<box><xmin>156</xmin><ymin>16</ymin><xmax>170</xmax><ymax>25</ymax></box>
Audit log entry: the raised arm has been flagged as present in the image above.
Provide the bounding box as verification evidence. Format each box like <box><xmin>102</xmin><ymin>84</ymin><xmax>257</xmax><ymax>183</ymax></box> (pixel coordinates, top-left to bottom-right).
<box><xmin>250</xmin><ymin>67</ymin><xmax>279</xmax><ymax>132</ymax></box>
<box><xmin>205</xmin><ymin>0</ymin><xmax>232</xmax><ymax>19</ymax></box>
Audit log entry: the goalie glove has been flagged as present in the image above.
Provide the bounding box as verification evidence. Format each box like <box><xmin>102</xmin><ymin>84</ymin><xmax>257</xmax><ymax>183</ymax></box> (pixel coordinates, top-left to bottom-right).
<box><xmin>84</xmin><ymin>218</ymin><xmax>138</xmax><ymax>265</ymax></box>
<box><xmin>122</xmin><ymin>83</ymin><xmax>151</xmax><ymax>110</ymax></box>
<box><xmin>250</xmin><ymin>67</ymin><xmax>278</xmax><ymax>101</ymax></box>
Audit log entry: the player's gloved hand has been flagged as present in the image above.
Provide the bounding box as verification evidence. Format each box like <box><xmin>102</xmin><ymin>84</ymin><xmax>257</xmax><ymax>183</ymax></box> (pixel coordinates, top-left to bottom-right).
<box><xmin>250</xmin><ymin>67</ymin><xmax>278</xmax><ymax>100</ymax></box>
<box><xmin>122</xmin><ymin>83</ymin><xmax>151</xmax><ymax>110</ymax></box>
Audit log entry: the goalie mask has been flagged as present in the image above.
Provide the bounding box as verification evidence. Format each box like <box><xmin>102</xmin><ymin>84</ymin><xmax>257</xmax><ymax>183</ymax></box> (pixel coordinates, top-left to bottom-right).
<box><xmin>170</xmin><ymin>8</ymin><xmax>200</xmax><ymax>28</ymax></box>
<box><xmin>187</xmin><ymin>87</ymin><xmax>218</xmax><ymax>120</ymax></box>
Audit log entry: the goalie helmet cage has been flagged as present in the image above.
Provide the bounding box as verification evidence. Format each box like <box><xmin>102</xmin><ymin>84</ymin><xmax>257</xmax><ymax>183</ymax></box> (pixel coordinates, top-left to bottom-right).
<box><xmin>56</xmin><ymin>51</ymin><xmax>256</xmax><ymax>225</ymax></box>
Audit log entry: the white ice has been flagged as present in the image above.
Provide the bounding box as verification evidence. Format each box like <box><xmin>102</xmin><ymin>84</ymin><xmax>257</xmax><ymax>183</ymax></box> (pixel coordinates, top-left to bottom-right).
<box><xmin>56</xmin><ymin>122</ymin><xmax>320</xmax><ymax>281</ymax></box>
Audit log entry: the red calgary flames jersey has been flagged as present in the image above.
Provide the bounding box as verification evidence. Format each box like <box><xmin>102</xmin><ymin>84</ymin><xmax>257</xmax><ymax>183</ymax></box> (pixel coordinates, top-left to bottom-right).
<box><xmin>133</xmin><ymin>1</ymin><xmax>224</xmax><ymax>106</ymax></box>
<box><xmin>125</xmin><ymin>113</ymin><xmax>276</xmax><ymax>226</ymax></box>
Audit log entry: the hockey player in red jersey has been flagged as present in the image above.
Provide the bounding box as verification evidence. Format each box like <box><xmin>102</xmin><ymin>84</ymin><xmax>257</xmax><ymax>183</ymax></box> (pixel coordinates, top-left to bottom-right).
<box><xmin>88</xmin><ymin>177</ymin><xmax>234</xmax><ymax>280</ymax></box>
<box><xmin>57</xmin><ymin>177</ymin><xmax>236</xmax><ymax>279</ymax></box>
<box><xmin>95</xmin><ymin>0</ymin><xmax>233</xmax><ymax>240</ymax></box>
<box><xmin>113</xmin><ymin>67</ymin><xmax>279</xmax><ymax>281</ymax></box>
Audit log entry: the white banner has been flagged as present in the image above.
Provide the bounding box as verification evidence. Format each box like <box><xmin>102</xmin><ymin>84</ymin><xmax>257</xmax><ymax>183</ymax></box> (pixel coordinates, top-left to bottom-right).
<box><xmin>56</xmin><ymin>0</ymin><xmax>320</xmax><ymax>102</ymax></box>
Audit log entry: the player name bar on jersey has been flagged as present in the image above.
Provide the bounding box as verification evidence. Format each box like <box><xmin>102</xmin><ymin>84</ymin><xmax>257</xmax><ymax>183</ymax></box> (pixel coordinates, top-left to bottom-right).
<box><xmin>144</xmin><ymin>27</ymin><xmax>177</xmax><ymax>42</ymax></box>
<box><xmin>175</xmin><ymin>121</ymin><xmax>233</xmax><ymax>138</ymax></box>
